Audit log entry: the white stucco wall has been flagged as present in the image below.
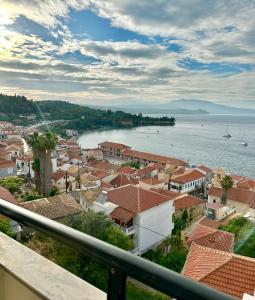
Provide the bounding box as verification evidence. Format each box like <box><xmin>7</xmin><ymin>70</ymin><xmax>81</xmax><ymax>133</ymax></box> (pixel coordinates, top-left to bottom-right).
<box><xmin>135</xmin><ymin>200</ymin><xmax>174</xmax><ymax>254</ymax></box>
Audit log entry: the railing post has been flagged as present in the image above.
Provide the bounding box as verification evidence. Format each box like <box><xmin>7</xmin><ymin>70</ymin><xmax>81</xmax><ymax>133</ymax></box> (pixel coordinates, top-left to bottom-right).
<box><xmin>107</xmin><ymin>267</ymin><xmax>127</xmax><ymax>300</ymax></box>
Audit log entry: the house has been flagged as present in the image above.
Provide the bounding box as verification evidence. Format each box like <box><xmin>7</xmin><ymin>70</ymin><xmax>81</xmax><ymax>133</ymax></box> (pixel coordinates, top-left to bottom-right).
<box><xmin>170</xmin><ymin>169</ymin><xmax>206</xmax><ymax>196</ymax></box>
<box><xmin>0</xmin><ymin>157</ymin><xmax>17</xmax><ymax>178</ymax></box>
<box><xmin>80</xmin><ymin>173</ymin><xmax>100</xmax><ymax>190</ymax></box>
<box><xmin>122</xmin><ymin>148</ymin><xmax>187</xmax><ymax>168</ymax></box>
<box><xmin>173</xmin><ymin>194</ymin><xmax>204</xmax><ymax>222</ymax></box>
<box><xmin>83</xmin><ymin>148</ymin><xmax>103</xmax><ymax>161</ymax></box>
<box><xmin>94</xmin><ymin>185</ymin><xmax>175</xmax><ymax>255</ymax></box>
<box><xmin>182</xmin><ymin>243</ymin><xmax>255</xmax><ymax>299</ymax></box>
<box><xmin>20</xmin><ymin>194</ymin><xmax>82</xmax><ymax>222</ymax></box>
<box><xmin>206</xmin><ymin>202</ymin><xmax>236</xmax><ymax>221</ymax></box>
<box><xmin>109</xmin><ymin>173</ymin><xmax>138</xmax><ymax>188</ymax></box>
<box><xmin>187</xmin><ymin>224</ymin><xmax>234</xmax><ymax>252</ymax></box>
<box><xmin>117</xmin><ymin>166</ymin><xmax>136</xmax><ymax>175</ymax></box>
<box><xmin>208</xmin><ymin>185</ymin><xmax>255</xmax><ymax>215</ymax></box>
<box><xmin>16</xmin><ymin>153</ymin><xmax>34</xmax><ymax>177</ymax></box>
<box><xmin>98</xmin><ymin>141</ymin><xmax>131</xmax><ymax>158</ymax></box>
<box><xmin>196</xmin><ymin>164</ymin><xmax>213</xmax><ymax>180</ymax></box>
<box><xmin>0</xmin><ymin>126</ymin><xmax>20</xmax><ymax>139</ymax></box>
<box><xmin>71</xmin><ymin>189</ymin><xmax>102</xmax><ymax>211</ymax></box>
<box><xmin>133</xmin><ymin>166</ymin><xmax>158</xmax><ymax>179</ymax></box>
<box><xmin>51</xmin><ymin>171</ymin><xmax>76</xmax><ymax>192</ymax></box>
<box><xmin>139</xmin><ymin>177</ymin><xmax>165</xmax><ymax>190</ymax></box>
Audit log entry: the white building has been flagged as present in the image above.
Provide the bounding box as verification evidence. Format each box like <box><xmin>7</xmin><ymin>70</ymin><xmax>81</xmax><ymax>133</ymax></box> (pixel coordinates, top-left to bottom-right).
<box><xmin>171</xmin><ymin>169</ymin><xmax>206</xmax><ymax>196</ymax></box>
<box><xmin>93</xmin><ymin>185</ymin><xmax>174</xmax><ymax>255</ymax></box>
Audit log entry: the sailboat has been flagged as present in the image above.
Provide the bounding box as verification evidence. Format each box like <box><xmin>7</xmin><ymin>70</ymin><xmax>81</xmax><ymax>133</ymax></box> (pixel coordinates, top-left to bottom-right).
<box><xmin>223</xmin><ymin>126</ymin><xmax>232</xmax><ymax>138</ymax></box>
<box><xmin>241</xmin><ymin>134</ymin><xmax>248</xmax><ymax>147</ymax></box>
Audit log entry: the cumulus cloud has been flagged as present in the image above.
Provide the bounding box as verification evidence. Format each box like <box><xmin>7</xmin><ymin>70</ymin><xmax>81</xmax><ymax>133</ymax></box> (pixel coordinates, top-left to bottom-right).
<box><xmin>0</xmin><ymin>0</ymin><xmax>254</xmax><ymax>104</ymax></box>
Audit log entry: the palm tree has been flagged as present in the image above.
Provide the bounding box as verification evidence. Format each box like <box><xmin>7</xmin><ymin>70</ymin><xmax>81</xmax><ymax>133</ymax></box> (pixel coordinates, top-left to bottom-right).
<box><xmin>28</xmin><ymin>131</ymin><xmax>57</xmax><ymax>196</ymax></box>
<box><xmin>165</xmin><ymin>163</ymin><xmax>176</xmax><ymax>190</ymax></box>
<box><xmin>220</xmin><ymin>175</ymin><xmax>234</xmax><ymax>205</ymax></box>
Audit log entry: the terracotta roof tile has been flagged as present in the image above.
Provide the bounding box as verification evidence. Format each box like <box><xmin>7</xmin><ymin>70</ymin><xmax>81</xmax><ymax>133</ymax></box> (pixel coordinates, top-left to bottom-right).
<box><xmin>98</xmin><ymin>141</ymin><xmax>131</xmax><ymax>150</ymax></box>
<box><xmin>172</xmin><ymin>169</ymin><xmax>205</xmax><ymax>184</ymax></box>
<box><xmin>51</xmin><ymin>171</ymin><xmax>66</xmax><ymax>181</ymax></box>
<box><xmin>174</xmin><ymin>194</ymin><xmax>203</xmax><ymax>210</ymax></box>
<box><xmin>117</xmin><ymin>166</ymin><xmax>136</xmax><ymax>175</ymax></box>
<box><xmin>150</xmin><ymin>188</ymin><xmax>179</xmax><ymax>200</ymax></box>
<box><xmin>140</xmin><ymin>177</ymin><xmax>164</xmax><ymax>185</ymax></box>
<box><xmin>110</xmin><ymin>207</ymin><xmax>135</xmax><ymax>223</ymax></box>
<box><xmin>187</xmin><ymin>225</ymin><xmax>234</xmax><ymax>252</ymax></box>
<box><xmin>108</xmin><ymin>184</ymin><xmax>171</xmax><ymax>213</ymax></box>
<box><xmin>20</xmin><ymin>194</ymin><xmax>81</xmax><ymax>219</ymax></box>
<box><xmin>208</xmin><ymin>186</ymin><xmax>255</xmax><ymax>207</ymax></box>
<box><xmin>0</xmin><ymin>157</ymin><xmax>16</xmax><ymax>169</ymax></box>
<box><xmin>110</xmin><ymin>174</ymin><xmax>138</xmax><ymax>187</ymax></box>
<box><xmin>122</xmin><ymin>149</ymin><xmax>187</xmax><ymax>166</ymax></box>
<box><xmin>196</xmin><ymin>165</ymin><xmax>212</xmax><ymax>174</ymax></box>
<box><xmin>183</xmin><ymin>243</ymin><xmax>255</xmax><ymax>299</ymax></box>
<box><xmin>0</xmin><ymin>186</ymin><xmax>19</xmax><ymax>205</ymax></box>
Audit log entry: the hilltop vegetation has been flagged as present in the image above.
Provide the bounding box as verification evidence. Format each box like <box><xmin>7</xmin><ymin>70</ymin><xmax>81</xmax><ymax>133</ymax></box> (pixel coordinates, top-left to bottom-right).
<box><xmin>0</xmin><ymin>94</ymin><xmax>175</xmax><ymax>134</ymax></box>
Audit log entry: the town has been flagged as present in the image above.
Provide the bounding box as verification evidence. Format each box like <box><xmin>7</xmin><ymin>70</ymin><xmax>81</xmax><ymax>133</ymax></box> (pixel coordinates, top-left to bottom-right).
<box><xmin>0</xmin><ymin>119</ymin><xmax>255</xmax><ymax>299</ymax></box>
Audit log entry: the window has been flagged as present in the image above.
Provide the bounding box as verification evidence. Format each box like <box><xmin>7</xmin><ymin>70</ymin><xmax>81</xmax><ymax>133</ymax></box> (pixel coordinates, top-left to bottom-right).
<box><xmin>7</xmin><ymin>167</ymin><xmax>13</xmax><ymax>174</ymax></box>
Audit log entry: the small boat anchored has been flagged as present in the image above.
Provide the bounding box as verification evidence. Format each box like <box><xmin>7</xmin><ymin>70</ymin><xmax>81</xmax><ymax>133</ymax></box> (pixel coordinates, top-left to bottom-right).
<box><xmin>223</xmin><ymin>126</ymin><xmax>232</xmax><ymax>138</ymax></box>
<box><xmin>241</xmin><ymin>142</ymin><xmax>248</xmax><ymax>147</ymax></box>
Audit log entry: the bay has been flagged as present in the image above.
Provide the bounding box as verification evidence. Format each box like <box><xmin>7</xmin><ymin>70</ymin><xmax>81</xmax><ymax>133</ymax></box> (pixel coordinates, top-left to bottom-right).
<box><xmin>78</xmin><ymin>114</ymin><xmax>255</xmax><ymax>178</ymax></box>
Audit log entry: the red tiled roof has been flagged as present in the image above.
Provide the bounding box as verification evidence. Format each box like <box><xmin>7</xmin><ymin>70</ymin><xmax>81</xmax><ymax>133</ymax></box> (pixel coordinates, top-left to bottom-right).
<box><xmin>110</xmin><ymin>174</ymin><xmax>138</xmax><ymax>188</ymax></box>
<box><xmin>122</xmin><ymin>149</ymin><xmax>187</xmax><ymax>166</ymax></box>
<box><xmin>110</xmin><ymin>207</ymin><xmax>135</xmax><ymax>223</ymax></box>
<box><xmin>150</xmin><ymin>188</ymin><xmax>179</xmax><ymax>200</ymax></box>
<box><xmin>89</xmin><ymin>160</ymin><xmax>116</xmax><ymax>172</ymax></box>
<box><xmin>51</xmin><ymin>171</ymin><xmax>66</xmax><ymax>181</ymax></box>
<box><xmin>196</xmin><ymin>165</ymin><xmax>212</xmax><ymax>174</ymax></box>
<box><xmin>172</xmin><ymin>169</ymin><xmax>205</xmax><ymax>184</ymax></box>
<box><xmin>237</xmin><ymin>179</ymin><xmax>255</xmax><ymax>190</ymax></box>
<box><xmin>140</xmin><ymin>177</ymin><xmax>164</xmax><ymax>185</ymax></box>
<box><xmin>207</xmin><ymin>202</ymin><xmax>224</xmax><ymax>209</ymax></box>
<box><xmin>100</xmin><ymin>181</ymin><xmax>114</xmax><ymax>190</ymax></box>
<box><xmin>91</xmin><ymin>169</ymin><xmax>110</xmax><ymax>179</ymax></box>
<box><xmin>187</xmin><ymin>224</ymin><xmax>234</xmax><ymax>252</ymax></box>
<box><xmin>135</xmin><ymin>166</ymin><xmax>157</xmax><ymax>177</ymax></box>
<box><xmin>183</xmin><ymin>243</ymin><xmax>255</xmax><ymax>299</ymax></box>
<box><xmin>98</xmin><ymin>141</ymin><xmax>130</xmax><ymax>150</ymax></box>
<box><xmin>117</xmin><ymin>166</ymin><xmax>135</xmax><ymax>175</ymax></box>
<box><xmin>0</xmin><ymin>186</ymin><xmax>19</xmax><ymax>205</ymax></box>
<box><xmin>208</xmin><ymin>185</ymin><xmax>255</xmax><ymax>207</ymax></box>
<box><xmin>174</xmin><ymin>194</ymin><xmax>203</xmax><ymax>210</ymax></box>
<box><xmin>108</xmin><ymin>184</ymin><xmax>171</xmax><ymax>213</ymax></box>
<box><xmin>0</xmin><ymin>157</ymin><xmax>16</xmax><ymax>169</ymax></box>
<box><xmin>20</xmin><ymin>194</ymin><xmax>81</xmax><ymax>219</ymax></box>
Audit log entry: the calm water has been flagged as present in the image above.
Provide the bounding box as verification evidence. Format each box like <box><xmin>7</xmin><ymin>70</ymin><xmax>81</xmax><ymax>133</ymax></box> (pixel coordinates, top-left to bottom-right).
<box><xmin>79</xmin><ymin>114</ymin><xmax>255</xmax><ymax>178</ymax></box>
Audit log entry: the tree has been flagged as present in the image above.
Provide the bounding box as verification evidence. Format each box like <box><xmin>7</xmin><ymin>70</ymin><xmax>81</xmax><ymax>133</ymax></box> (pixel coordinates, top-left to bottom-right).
<box><xmin>121</xmin><ymin>160</ymin><xmax>140</xmax><ymax>169</ymax></box>
<box><xmin>27</xmin><ymin>211</ymin><xmax>133</xmax><ymax>291</ymax></box>
<box><xmin>182</xmin><ymin>209</ymin><xmax>188</xmax><ymax>223</ymax></box>
<box><xmin>165</xmin><ymin>164</ymin><xmax>176</xmax><ymax>190</ymax></box>
<box><xmin>220</xmin><ymin>175</ymin><xmax>234</xmax><ymax>205</ymax></box>
<box><xmin>0</xmin><ymin>218</ymin><xmax>15</xmax><ymax>237</ymax></box>
<box><xmin>0</xmin><ymin>177</ymin><xmax>24</xmax><ymax>194</ymax></box>
<box><xmin>28</xmin><ymin>131</ymin><xmax>57</xmax><ymax>196</ymax></box>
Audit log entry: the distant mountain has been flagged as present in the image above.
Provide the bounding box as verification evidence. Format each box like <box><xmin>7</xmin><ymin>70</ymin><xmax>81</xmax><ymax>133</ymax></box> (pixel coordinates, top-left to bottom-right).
<box><xmin>91</xmin><ymin>99</ymin><xmax>255</xmax><ymax>115</ymax></box>
<box><xmin>169</xmin><ymin>99</ymin><xmax>255</xmax><ymax>114</ymax></box>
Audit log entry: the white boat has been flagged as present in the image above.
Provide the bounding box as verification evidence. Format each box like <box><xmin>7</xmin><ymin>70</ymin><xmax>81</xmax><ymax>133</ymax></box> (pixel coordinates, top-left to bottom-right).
<box><xmin>241</xmin><ymin>142</ymin><xmax>248</xmax><ymax>147</ymax></box>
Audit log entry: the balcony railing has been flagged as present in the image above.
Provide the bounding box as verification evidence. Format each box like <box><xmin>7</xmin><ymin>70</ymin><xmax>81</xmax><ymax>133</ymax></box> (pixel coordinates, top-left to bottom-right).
<box><xmin>117</xmin><ymin>224</ymin><xmax>136</xmax><ymax>236</ymax></box>
<box><xmin>0</xmin><ymin>199</ymin><xmax>235</xmax><ymax>300</ymax></box>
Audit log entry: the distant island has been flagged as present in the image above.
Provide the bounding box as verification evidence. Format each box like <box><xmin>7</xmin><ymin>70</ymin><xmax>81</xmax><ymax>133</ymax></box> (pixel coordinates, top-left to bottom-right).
<box><xmin>0</xmin><ymin>94</ymin><xmax>175</xmax><ymax>136</ymax></box>
<box><xmin>91</xmin><ymin>99</ymin><xmax>255</xmax><ymax>115</ymax></box>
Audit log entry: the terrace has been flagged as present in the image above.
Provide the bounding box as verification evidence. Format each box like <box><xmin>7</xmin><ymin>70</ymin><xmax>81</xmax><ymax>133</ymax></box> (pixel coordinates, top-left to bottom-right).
<box><xmin>0</xmin><ymin>198</ymin><xmax>235</xmax><ymax>300</ymax></box>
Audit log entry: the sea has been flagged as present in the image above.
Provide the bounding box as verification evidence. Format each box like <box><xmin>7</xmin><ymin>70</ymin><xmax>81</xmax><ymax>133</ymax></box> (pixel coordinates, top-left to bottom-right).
<box><xmin>78</xmin><ymin>114</ymin><xmax>255</xmax><ymax>178</ymax></box>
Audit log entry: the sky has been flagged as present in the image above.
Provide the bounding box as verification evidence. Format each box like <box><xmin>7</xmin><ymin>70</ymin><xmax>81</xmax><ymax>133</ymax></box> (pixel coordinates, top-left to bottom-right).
<box><xmin>0</xmin><ymin>0</ymin><xmax>255</xmax><ymax>106</ymax></box>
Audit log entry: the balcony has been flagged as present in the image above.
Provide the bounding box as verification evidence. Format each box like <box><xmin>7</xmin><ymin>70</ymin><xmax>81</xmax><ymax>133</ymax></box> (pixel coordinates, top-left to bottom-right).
<box><xmin>119</xmin><ymin>225</ymin><xmax>136</xmax><ymax>236</ymax></box>
<box><xmin>0</xmin><ymin>198</ymin><xmax>235</xmax><ymax>300</ymax></box>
